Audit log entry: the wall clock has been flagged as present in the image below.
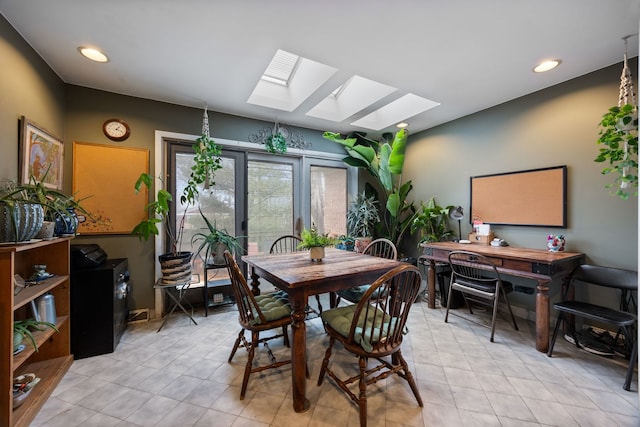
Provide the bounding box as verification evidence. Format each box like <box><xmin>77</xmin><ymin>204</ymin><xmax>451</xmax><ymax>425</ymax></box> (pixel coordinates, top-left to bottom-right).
<box><xmin>102</xmin><ymin>118</ymin><xmax>131</xmax><ymax>141</ymax></box>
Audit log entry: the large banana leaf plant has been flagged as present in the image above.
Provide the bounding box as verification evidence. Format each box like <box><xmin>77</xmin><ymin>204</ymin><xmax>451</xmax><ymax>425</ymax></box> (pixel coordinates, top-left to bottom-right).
<box><xmin>323</xmin><ymin>128</ymin><xmax>418</xmax><ymax>248</ymax></box>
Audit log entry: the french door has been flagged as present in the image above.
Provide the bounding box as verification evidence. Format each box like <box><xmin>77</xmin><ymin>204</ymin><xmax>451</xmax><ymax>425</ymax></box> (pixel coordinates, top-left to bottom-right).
<box><xmin>167</xmin><ymin>138</ymin><xmax>353</xmax><ymax>280</ymax></box>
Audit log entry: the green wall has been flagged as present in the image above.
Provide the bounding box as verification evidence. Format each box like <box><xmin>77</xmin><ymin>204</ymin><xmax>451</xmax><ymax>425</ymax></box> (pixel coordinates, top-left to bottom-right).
<box><xmin>404</xmin><ymin>59</ymin><xmax>638</xmax><ymax>313</ymax></box>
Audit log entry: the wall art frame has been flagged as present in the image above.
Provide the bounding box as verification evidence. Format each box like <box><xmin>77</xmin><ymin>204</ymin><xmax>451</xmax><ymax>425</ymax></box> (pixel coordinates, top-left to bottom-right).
<box><xmin>19</xmin><ymin>116</ymin><xmax>64</xmax><ymax>190</ymax></box>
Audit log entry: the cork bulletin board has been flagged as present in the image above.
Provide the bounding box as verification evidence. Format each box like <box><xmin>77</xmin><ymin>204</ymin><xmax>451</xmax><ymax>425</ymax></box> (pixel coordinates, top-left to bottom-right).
<box><xmin>470</xmin><ymin>165</ymin><xmax>567</xmax><ymax>227</ymax></box>
<box><xmin>72</xmin><ymin>142</ymin><xmax>149</xmax><ymax>234</ymax></box>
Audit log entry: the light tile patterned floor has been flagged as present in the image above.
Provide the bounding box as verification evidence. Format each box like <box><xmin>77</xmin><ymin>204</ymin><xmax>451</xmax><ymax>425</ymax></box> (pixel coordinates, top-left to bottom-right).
<box><xmin>33</xmin><ymin>296</ymin><xmax>639</xmax><ymax>426</ymax></box>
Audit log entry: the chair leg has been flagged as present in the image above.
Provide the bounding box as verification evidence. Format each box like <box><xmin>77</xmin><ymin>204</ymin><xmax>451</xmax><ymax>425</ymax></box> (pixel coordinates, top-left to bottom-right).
<box><xmin>547</xmin><ymin>313</ymin><xmax>564</xmax><ymax>357</ymax></box>
<box><xmin>358</xmin><ymin>356</ymin><xmax>367</xmax><ymax>427</ymax></box>
<box><xmin>228</xmin><ymin>328</ymin><xmax>245</xmax><ymax>362</ymax></box>
<box><xmin>317</xmin><ymin>336</ymin><xmax>335</xmax><ymax>385</ymax></box>
<box><xmin>282</xmin><ymin>325</ymin><xmax>290</xmax><ymax>347</ymax></box>
<box><xmin>396</xmin><ymin>349</ymin><xmax>423</xmax><ymax>407</ymax></box>
<box><xmin>315</xmin><ymin>295</ymin><xmax>323</xmax><ymax>313</ymax></box>
<box><xmin>501</xmin><ymin>289</ymin><xmax>519</xmax><ymax>331</ymax></box>
<box><xmin>444</xmin><ymin>282</ymin><xmax>454</xmax><ymax>323</ymax></box>
<box><xmin>240</xmin><ymin>330</ymin><xmax>258</xmax><ymax>400</ymax></box>
<box><xmin>624</xmin><ymin>337</ymin><xmax>637</xmax><ymax>391</ymax></box>
<box><xmin>489</xmin><ymin>290</ymin><xmax>500</xmax><ymax>342</ymax></box>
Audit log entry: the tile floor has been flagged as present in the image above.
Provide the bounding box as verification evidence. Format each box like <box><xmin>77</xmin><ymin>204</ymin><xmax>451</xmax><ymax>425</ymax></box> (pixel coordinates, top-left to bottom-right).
<box><xmin>33</xmin><ymin>295</ymin><xmax>639</xmax><ymax>426</ymax></box>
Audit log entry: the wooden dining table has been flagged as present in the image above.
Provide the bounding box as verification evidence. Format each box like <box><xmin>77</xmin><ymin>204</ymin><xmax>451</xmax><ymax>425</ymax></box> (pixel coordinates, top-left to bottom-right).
<box><xmin>242</xmin><ymin>248</ymin><xmax>406</xmax><ymax>413</ymax></box>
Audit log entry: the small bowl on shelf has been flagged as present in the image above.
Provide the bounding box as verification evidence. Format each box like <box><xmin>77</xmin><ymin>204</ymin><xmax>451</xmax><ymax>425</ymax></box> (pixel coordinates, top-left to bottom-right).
<box><xmin>13</xmin><ymin>373</ymin><xmax>39</xmax><ymax>409</ymax></box>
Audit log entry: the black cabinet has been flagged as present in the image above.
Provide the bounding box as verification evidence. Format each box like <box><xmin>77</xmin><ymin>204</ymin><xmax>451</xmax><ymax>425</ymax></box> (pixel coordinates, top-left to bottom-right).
<box><xmin>70</xmin><ymin>258</ymin><xmax>129</xmax><ymax>359</ymax></box>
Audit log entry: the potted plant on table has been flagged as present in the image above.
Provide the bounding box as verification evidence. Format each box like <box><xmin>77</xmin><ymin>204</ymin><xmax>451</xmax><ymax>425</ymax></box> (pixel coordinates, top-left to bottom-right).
<box><xmin>297</xmin><ymin>227</ymin><xmax>338</xmax><ymax>262</ymax></box>
<box><xmin>346</xmin><ymin>191</ymin><xmax>380</xmax><ymax>253</ymax></box>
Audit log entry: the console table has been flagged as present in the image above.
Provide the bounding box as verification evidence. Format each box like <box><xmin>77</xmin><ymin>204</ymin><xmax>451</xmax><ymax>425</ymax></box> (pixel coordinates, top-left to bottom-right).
<box><xmin>420</xmin><ymin>241</ymin><xmax>585</xmax><ymax>352</ymax></box>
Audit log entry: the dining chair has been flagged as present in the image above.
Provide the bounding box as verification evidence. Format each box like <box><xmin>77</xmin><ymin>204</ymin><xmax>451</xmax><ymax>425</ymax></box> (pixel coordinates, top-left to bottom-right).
<box><xmin>547</xmin><ymin>264</ymin><xmax>637</xmax><ymax>390</ymax></box>
<box><xmin>317</xmin><ymin>264</ymin><xmax>423</xmax><ymax>427</ymax></box>
<box><xmin>224</xmin><ymin>251</ymin><xmax>293</xmax><ymax>399</ymax></box>
<box><xmin>270</xmin><ymin>234</ymin><xmax>323</xmax><ymax>314</ymax></box>
<box><xmin>445</xmin><ymin>250</ymin><xmax>519</xmax><ymax>342</ymax></box>
<box><xmin>334</xmin><ymin>238</ymin><xmax>397</xmax><ymax>306</ymax></box>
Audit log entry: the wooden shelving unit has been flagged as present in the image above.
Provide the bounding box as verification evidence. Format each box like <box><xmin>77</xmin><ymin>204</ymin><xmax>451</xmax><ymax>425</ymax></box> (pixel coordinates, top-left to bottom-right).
<box><xmin>1</xmin><ymin>237</ymin><xmax>73</xmax><ymax>427</ymax></box>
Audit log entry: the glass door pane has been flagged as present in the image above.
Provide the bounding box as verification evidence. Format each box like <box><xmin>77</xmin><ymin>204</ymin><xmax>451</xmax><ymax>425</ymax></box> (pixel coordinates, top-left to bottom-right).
<box><xmin>247</xmin><ymin>156</ymin><xmax>300</xmax><ymax>255</ymax></box>
<box><xmin>310</xmin><ymin>165</ymin><xmax>347</xmax><ymax>236</ymax></box>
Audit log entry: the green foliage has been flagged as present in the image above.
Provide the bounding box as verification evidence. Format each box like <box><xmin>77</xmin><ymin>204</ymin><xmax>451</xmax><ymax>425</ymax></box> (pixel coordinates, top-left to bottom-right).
<box><xmin>346</xmin><ymin>192</ymin><xmax>380</xmax><ymax>237</ymax></box>
<box><xmin>191</xmin><ymin>207</ymin><xmax>244</xmax><ymax>263</ymax></box>
<box><xmin>594</xmin><ymin>104</ymin><xmax>638</xmax><ymax>199</ymax></box>
<box><xmin>324</xmin><ymin>129</ymin><xmax>417</xmax><ymax>248</ymax></box>
<box><xmin>410</xmin><ymin>197</ymin><xmax>454</xmax><ymax>244</ymax></box>
<box><xmin>265</xmin><ymin>133</ymin><xmax>288</xmax><ymax>154</ymax></box>
<box><xmin>180</xmin><ymin>134</ymin><xmax>223</xmax><ymax>206</ymax></box>
<box><xmin>13</xmin><ymin>318</ymin><xmax>58</xmax><ymax>351</ymax></box>
<box><xmin>297</xmin><ymin>227</ymin><xmax>338</xmax><ymax>249</ymax></box>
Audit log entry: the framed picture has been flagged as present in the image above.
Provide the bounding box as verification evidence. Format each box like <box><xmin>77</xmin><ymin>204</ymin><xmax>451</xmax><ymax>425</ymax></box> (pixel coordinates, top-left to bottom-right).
<box><xmin>72</xmin><ymin>142</ymin><xmax>149</xmax><ymax>235</ymax></box>
<box><xmin>19</xmin><ymin>116</ymin><xmax>64</xmax><ymax>189</ymax></box>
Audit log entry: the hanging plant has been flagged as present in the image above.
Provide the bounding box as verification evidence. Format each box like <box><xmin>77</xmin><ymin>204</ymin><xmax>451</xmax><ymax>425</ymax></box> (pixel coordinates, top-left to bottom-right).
<box><xmin>265</xmin><ymin>132</ymin><xmax>287</xmax><ymax>154</ymax></box>
<box><xmin>595</xmin><ymin>104</ymin><xmax>638</xmax><ymax>199</ymax></box>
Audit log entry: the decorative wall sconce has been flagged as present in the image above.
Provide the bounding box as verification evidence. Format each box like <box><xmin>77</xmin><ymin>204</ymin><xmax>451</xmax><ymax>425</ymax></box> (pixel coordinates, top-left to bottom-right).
<box><xmin>248</xmin><ymin>122</ymin><xmax>311</xmax><ymax>154</ymax></box>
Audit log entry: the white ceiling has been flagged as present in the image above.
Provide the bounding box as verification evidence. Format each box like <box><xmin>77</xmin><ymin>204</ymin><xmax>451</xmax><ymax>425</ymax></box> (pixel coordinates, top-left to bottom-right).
<box><xmin>1</xmin><ymin>0</ymin><xmax>639</xmax><ymax>136</ymax></box>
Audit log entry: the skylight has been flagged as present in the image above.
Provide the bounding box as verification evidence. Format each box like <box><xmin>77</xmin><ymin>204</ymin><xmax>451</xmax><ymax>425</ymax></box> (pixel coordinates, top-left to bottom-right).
<box><xmin>351</xmin><ymin>94</ymin><xmax>440</xmax><ymax>131</ymax></box>
<box><xmin>305</xmin><ymin>75</ymin><xmax>397</xmax><ymax>123</ymax></box>
<box><xmin>248</xmin><ymin>49</ymin><xmax>337</xmax><ymax>112</ymax></box>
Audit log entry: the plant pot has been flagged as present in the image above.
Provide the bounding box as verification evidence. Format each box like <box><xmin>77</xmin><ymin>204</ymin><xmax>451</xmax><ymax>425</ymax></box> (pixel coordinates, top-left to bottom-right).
<box><xmin>13</xmin><ymin>330</ymin><xmax>24</xmax><ymax>352</ymax></box>
<box><xmin>309</xmin><ymin>246</ymin><xmax>325</xmax><ymax>262</ymax></box>
<box><xmin>35</xmin><ymin>220</ymin><xmax>55</xmax><ymax>239</ymax></box>
<box><xmin>209</xmin><ymin>242</ymin><xmax>228</xmax><ymax>266</ymax></box>
<box><xmin>159</xmin><ymin>251</ymin><xmax>193</xmax><ymax>284</ymax></box>
<box><xmin>54</xmin><ymin>208</ymin><xmax>79</xmax><ymax>236</ymax></box>
<box><xmin>354</xmin><ymin>237</ymin><xmax>372</xmax><ymax>253</ymax></box>
<box><xmin>0</xmin><ymin>202</ymin><xmax>44</xmax><ymax>242</ymax></box>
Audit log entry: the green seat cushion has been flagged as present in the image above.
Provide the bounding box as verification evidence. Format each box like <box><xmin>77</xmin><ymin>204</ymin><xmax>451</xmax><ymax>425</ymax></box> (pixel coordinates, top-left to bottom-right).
<box><xmin>321</xmin><ymin>305</ymin><xmax>400</xmax><ymax>352</ymax></box>
<box><xmin>337</xmin><ymin>284</ymin><xmax>385</xmax><ymax>303</ymax></box>
<box><xmin>248</xmin><ymin>292</ymin><xmax>292</xmax><ymax>325</ymax></box>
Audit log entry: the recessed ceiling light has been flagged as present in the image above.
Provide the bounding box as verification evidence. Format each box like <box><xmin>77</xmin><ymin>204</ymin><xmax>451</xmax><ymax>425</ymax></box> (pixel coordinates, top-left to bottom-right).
<box><xmin>78</xmin><ymin>46</ymin><xmax>109</xmax><ymax>63</ymax></box>
<box><xmin>396</xmin><ymin>122</ymin><xmax>409</xmax><ymax>129</ymax></box>
<box><xmin>533</xmin><ymin>59</ymin><xmax>561</xmax><ymax>73</ymax></box>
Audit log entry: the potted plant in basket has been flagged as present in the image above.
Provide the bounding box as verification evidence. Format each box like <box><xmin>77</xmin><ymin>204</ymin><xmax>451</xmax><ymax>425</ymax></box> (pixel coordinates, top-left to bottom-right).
<box><xmin>191</xmin><ymin>208</ymin><xmax>243</xmax><ymax>266</ymax></box>
<box><xmin>297</xmin><ymin>227</ymin><xmax>338</xmax><ymax>262</ymax></box>
<box><xmin>346</xmin><ymin>191</ymin><xmax>380</xmax><ymax>252</ymax></box>
<box><xmin>132</xmin><ymin>129</ymin><xmax>223</xmax><ymax>284</ymax></box>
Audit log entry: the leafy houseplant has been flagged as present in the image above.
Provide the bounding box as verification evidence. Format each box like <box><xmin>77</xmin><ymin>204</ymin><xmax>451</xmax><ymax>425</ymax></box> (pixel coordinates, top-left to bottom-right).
<box><xmin>133</xmin><ymin>133</ymin><xmax>223</xmax><ymax>256</ymax></box>
<box><xmin>346</xmin><ymin>191</ymin><xmax>380</xmax><ymax>252</ymax></box>
<box><xmin>265</xmin><ymin>132</ymin><xmax>287</xmax><ymax>154</ymax></box>
<box><xmin>595</xmin><ymin>103</ymin><xmax>638</xmax><ymax>199</ymax></box>
<box><xmin>13</xmin><ymin>319</ymin><xmax>58</xmax><ymax>351</ymax></box>
<box><xmin>297</xmin><ymin>227</ymin><xmax>338</xmax><ymax>261</ymax></box>
<box><xmin>191</xmin><ymin>208</ymin><xmax>243</xmax><ymax>266</ymax></box>
<box><xmin>410</xmin><ymin>197</ymin><xmax>455</xmax><ymax>244</ymax></box>
<box><xmin>324</xmin><ymin>129</ymin><xmax>417</xmax><ymax>249</ymax></box>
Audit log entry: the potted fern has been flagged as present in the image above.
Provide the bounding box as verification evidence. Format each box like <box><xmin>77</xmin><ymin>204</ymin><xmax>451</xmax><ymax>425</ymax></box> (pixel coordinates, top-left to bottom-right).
<box><xmin>297</xmin><ymin>227</ymin><xmax>338</xmax><ymax>261</ymax></box>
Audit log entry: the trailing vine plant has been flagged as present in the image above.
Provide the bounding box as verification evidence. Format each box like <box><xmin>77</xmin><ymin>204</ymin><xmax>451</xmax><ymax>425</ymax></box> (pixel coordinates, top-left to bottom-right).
<box><xmin>594</xmin><ymin>104</ymin><xmax>638</xmax><ymax>199</ymax></box>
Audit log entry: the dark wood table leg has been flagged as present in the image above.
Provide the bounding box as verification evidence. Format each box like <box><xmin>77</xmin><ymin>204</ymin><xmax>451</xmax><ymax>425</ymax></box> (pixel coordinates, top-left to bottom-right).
<box><xmin>535</xmin><ymin>279</ymin><xmax>550</xmax><ymax>352</ymax></box>
<box><xmin>249</xmin><ymin>267</ymin><xmax>261</xmax><ymax>296</ymax></box>
<box><xmin>428</xmin><ymin>259</ymin><xmax>436</xmax><ymax>309</ymax></box>
<box><xmin>289</xmin><ymin>290</ymin><xmax>310</xmax><ymax>413</ymax></box>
